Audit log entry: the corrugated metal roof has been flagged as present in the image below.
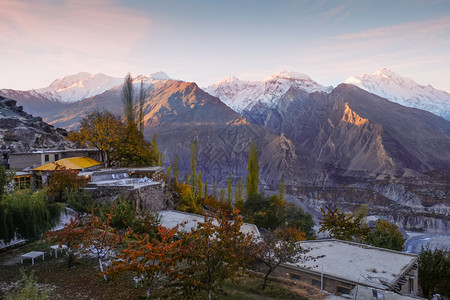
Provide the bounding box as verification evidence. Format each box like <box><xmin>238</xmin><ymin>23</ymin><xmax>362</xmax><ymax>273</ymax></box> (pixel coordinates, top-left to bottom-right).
<box><xmin>33</xmin><ymin>157</ymin><xmax>102</xmax><ymax>171</ymax></box>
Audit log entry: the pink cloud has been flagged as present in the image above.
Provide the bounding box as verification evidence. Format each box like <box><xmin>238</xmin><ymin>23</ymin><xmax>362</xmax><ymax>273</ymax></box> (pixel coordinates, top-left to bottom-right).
<box><xmin>0</xmin><ymin>0</ymin><xmax>151</xmax><ymax>57</ymax></box>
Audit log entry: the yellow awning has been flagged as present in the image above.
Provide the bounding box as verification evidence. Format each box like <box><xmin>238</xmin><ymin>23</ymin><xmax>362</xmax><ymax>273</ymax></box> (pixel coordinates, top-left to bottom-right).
<box><xmin>33</xmin><ymin>157</ymin><xmax>102</xmax><ymax>171</ymax></box>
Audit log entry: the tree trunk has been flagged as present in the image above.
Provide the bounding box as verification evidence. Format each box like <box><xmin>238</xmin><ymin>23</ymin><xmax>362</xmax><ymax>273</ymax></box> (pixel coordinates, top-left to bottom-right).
<box><xmin>99</xmin><ymin>258</ymin><xmax>107</xmax><ymax>281</ymax></box>
<box><xmin>262</xmin><ymin>268</ymin><xmax>274</xmax><ymax>290</ymax></box>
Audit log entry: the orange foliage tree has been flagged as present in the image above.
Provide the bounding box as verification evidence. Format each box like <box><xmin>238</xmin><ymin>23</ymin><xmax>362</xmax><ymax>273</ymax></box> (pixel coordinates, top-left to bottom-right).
<box><xmin>176</xmin><ymin>210</ymin><xmax>259</xmax><ymax>299</ymax></box>
<box><xmin>258</xmin><ymin>227</ymin><xmax>314</xmax><ymax>290</ymax></box>
<box><xmin>45</xmin><ymin>210</ymin><xmax>122</xmax><ymax>280</ymax></box>
<box><xmin>107</xmin><ymin>225</ymin><xmax>181</xmax><ymax>298</ymax></box>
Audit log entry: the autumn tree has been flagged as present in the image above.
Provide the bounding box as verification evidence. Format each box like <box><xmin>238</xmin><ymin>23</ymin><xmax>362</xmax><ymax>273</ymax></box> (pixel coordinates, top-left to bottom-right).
<box><xmin>47</xmin><ymin>165</ymin><xmax>88</xmax><ymax>202</ymax></box>
<box><xmin>204</xmin><ymin>181</ymin><xmax>208</xmax><ymax>198</ymax></box>
<box><xmin>227</xmin><ymin>174</ymin><xmax>233</xmax><ymax>207</ymax></box>
<box><xmin>48</xmin><ymin>210</ymin><xmax>122</xmax><ymax>279</ymax></box>
<box><xmin>212</xmin><ymin>180</ymin><xmax>218</xmax><ymax>199</ymax></box>
<box><xmin>165</xmin><ymin>163</ymin><xmax>173</xmax><ymax>184</ymax></box>
<box><xmin>318</xmin><ymin>206</ymin><xmax>368</xmax><ymax>242</ymax></box>
<box><xmin>118</xmin><ymin>124</ymin><xmax>155</xmax><ymax>167</ymax></box>
<box><xmin>246</xmin><ymin>143</ymin><xmax>259</xmax><ymax>199</ymax></box>
<box><xmin>258</xmin><ymin>227</ymin><xmax>314</xmax><ymax>290</ymax></box>
<box><xmin>173</xmin><ymin>153</ymin><xmax>179</xmax><ymax>183</ymax></box>
<box><xmin>151</xmin><ymin>133</ymin><xmax>164</xmax><ymax>166</ymax></box>
<box><xmin>176</xmin><ymin>210</ymin><xmax>258</xmax><ymax>299</ymax></box>
<box><xmin>68</xmin><ymin>110</ymin><xmax>125</xmax><ymax>167</ymax></box>
<box><xmin>278</xmin><ymin>179</ymin><xmax>286</xmax><ymax>202</ymax></box>
<box><xmin>366</xmin><ymin>219</ymin><xmax>404</xmax><ymax>251</ymax></box>
<box><xmin>234</xmin><ymin>178</ymin><xmax>244</xmax><ymax>211</ymax></box>
<box><xmin>107</xmin><ymin>225</ymin><xmax>181</xmax><ymax>298</ymax></box>
<box><xmin>220</xmin><ymin>188</ymin><xmax>225</xmax><ymax>203</ymax></box>
<box><xmin>190</xmin><ymin>140</ymin><xmax>198</xmax><ymax>194</ymax></box>
<box><xmin>198</xmin><ymin>171</ymin><xmax>203</xmax><ymax>199</ymax></box>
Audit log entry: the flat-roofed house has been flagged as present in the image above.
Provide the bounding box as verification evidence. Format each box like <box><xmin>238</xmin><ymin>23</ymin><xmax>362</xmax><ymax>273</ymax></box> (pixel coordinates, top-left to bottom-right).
<box><xmin>158</xmin><ymin>210</ymin><xmax>260</xmax><ymax>239</ymax></box>
<box><xmin>258</xmin><ymin>239</ymin><xmax>418</xmax><ymax>297</ymax></box>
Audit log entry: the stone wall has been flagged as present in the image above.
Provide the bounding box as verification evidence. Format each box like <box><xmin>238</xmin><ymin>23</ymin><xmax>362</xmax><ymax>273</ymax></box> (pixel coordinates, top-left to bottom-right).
<box><xmin>84</xmin><ymin>182</ymin><xmax>174</xmax><ymax>213</ymax></box>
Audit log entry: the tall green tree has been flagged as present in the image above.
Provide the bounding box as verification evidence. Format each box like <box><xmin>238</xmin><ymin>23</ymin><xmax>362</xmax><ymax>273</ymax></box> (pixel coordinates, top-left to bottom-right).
<box><xmin>213</xmin><ymin>180</ymin><xmax>218</xmax><ymax>199</ymax></box>
<box><xmin>246</xmin><ymin>143</ymin><xmax>259</xmax><ymax>199</ymax></box>
<box><xmin>278</xmin><ymin>179</ymin><xmax>286</xmax><ymax>202</ymax></box>
<box><xmin>1</xmin><ymin>190</ymin><xmax>64</xmax><ymax>243</ymax></box>
<box><xmin>122</xmin><ymin>73</ymin><xmax>135</xmax><ymax>126</ymax></box>
<box><xmin>190</xmin><ymin>140</ymin><xmax>198</xmax><ymax>194</ymax></box>
<box><xmin>151</xmin><ymin>133</ymin><xmax>164</xmax><ymax>166</ymax></box>
<box><xmin>165</xmin><ymin>164</ymin><xmax>173</xmax><ymax>183</ymax></box>
<box><xmin>418</xmin><ymin>247</ymin><xmax>450</xmax><ymax>299</ymax></box>
<box><xmin>220</xmin><ymin>188</ymin><xmax>225</xmax><ymax>203</ymax></box>
<box><xmin>227</xmin><ymin>174</ymin><xmax>233</xmax><ymax>207</ymax></box>
<box><xmin>204</xmin><ymin>181</ymin><xmax>208</xmax><ymax>198</ymax></box>
<box><xmin>173</xmin><ymin>153</ymin><xmax>179</xmax><ymax>183</ymax></box>
<box><xmin>198</xmin><ymin>171</ymin><xmax>203</xmax><ymax>199</ymax></box>
<box><xmin>235</xmin><ymin>178</ymin><xmax>244</xmax><ymax>211</ymax></box>
<box><xmin>137</xmin><ymin>78</ymin><xmax>146</xmax><ymax>132</ymax></box>
<box><xmin>366</xmin><ymin>220</ymin><xmax>404</xmax><ymax>251</ymax></box>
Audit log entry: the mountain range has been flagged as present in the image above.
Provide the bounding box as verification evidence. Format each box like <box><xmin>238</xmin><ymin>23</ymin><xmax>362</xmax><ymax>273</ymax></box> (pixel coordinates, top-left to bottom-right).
<box><xmin>0</xmin><ymin>69</ymin><xmax>449</xmax><ymax>186</ymax></box>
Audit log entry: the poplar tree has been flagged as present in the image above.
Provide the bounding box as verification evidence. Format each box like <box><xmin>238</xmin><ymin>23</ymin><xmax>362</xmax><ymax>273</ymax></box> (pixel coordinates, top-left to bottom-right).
<box><xmin>204</xmin><ymin>181</ymin><xmax>209</xmax><ymax>198</ymax></box>
<box><xmin>151</xmin><ymin>133</ymin><xmax>164</xmax><ymax>166</ymax></box>
<box><xmin>227</xmin><ymin>174</ymin><xmax>233</xmax><ymax>207</ymax></box>
<box><xmin>213</xmin><ymin>180</ymin><xmax>218</xmax><ymax>199</ymax></box>
<box><xmin>173</xmin><ymin>153</ymin><xmax>179</xmax><ymax>183</ymax></box>
<box><xmin>235</xmin><ymin>178</ymin><xmax>244</xmax><ymax>211</ymax></box>
<box><xmin>278</xmin><ymin>179</ymin><xmax>286</xmax><ymax>201</ymax></box>
<box><xmin>190</xmin><ymin>140</ymin><xmax>198</xmax><ymax>194</ymax></box>
<box><xmin>198</xmin><ymin>171</ymin><xmax>203</xmax><ymax>199</ymax></box>
<box><xmin>246</xmin><ymin>143</ymin><xmax>259</xmax><ymax>199</ymax></box>
<box><xmin>122</xmin><ymin>73</ymin><xmax>135</xmax><ymax>126</ymax></box>
<box><xmin>166</xmin><ymin>164</ymin><xmax>173</xmax><ymax>183</ymax></box>
<box><xmin>137</xmin><ymin>79</ymin><xmax>146</xmax><ymax>132</ymax></box>
<box><xmin>220</xmin><ymin>188</ymin><xmax>225</xmax><ymax>203</ymax></box>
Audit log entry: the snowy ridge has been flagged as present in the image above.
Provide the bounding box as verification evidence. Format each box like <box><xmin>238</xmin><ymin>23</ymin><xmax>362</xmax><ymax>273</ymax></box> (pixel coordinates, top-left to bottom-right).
<box><xmin>206</xmin><ymin>71</ymin><xmax>333</xmax><ymax>112</ymax></box>
<box><xmin>8</xmin><ymin>71</ymin><xmax>172</xmax><ymax>104</ymax></box>
<box><xmin>35</xmin><ymin>72</ymin><xmax>123</xmax><ymax>103</ymax></box>
<box><xmin>345</xmin><ymin>68</ymin><xmax>450</xmax><ymax>120</ymax></box>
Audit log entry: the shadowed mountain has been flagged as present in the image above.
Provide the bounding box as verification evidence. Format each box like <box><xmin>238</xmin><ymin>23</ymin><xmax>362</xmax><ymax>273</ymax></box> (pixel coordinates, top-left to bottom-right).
<box><xmin>0</xmin><ymin>95</ymin><xmax>74</xmax><ymax>153</ymax></box>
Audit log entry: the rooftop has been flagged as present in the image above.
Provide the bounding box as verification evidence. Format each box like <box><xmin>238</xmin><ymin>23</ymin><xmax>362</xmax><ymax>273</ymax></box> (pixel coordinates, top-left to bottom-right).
<box><xmin>158</xmin><ymin>210</ymin><xmax>260</xmax><ymax>238</ymax></box>
<box><xmin>290</xmin><ymin>239</ymin><xmax>418</xmax><ymax>290</ymax></box>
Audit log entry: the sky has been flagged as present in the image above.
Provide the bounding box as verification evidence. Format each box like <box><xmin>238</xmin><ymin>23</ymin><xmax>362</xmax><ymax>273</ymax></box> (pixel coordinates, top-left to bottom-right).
<box><xmin>1</xmin><ymin>0</ymin><xmax>450</xmax><ymax>92</ymax></box>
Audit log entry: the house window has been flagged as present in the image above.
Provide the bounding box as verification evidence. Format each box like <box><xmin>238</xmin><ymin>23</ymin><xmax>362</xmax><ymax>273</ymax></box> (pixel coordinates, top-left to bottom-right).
<box><xmin>14</xmin><ymin>176</ymin><xmax>31</xmax><ymax>189</ymax></box>
<box><xmin>45</xmin><ymin>154</ymin><xmax>49</xmax><ymax>162</ymax></box>
<box><xmin>409</xmin><ymin>278</ymin><xmax>414</xmax><ymax>294</ymax></box>
<box><xmin>312</xmin><ymin>279</ymin><xmax>321</xmax><ymax>287</ymax></box>
<box><xmin>54</xmin><ymin>154</ymin><xmax>59</xmax><ymax>161</ymax></box>
<box><xmin>290</xmin><ymin>274</ymin><xmax>301</xmax><ymax>280</ymax></box>
<box><xmin>337</xmin><ymin>286</ymin><xmax>350</xmax><ymax>295</ymax></box>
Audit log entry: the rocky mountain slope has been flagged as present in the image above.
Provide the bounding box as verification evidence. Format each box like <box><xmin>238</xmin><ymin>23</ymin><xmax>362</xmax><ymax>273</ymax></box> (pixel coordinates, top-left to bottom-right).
<box><xmin>345</xmin><ymin>68</ymin><xmax>450</xmax><ymax>120</ymax></box>
<box><xmin>2</xmin><ymin>71</ymin><xmax>450</xmax><ymax>186</ymax></box>
<box><xmin>0</xmin><ymin>95</ymin><xmax>73</xmax><ymax>153</ymax></box>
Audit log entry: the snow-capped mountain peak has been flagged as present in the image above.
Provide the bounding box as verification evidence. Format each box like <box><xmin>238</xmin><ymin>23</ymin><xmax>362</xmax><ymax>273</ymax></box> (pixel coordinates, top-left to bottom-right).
<box><xmin>264</xmin><ymin>71</ymin><xmax>311</xmax><ymax>82</ymax></box>
<box><xmin>345</xmin><ymin>69</ymin><xmax>450</xmax><ymax>120</ymax></box>
<box><xmin>206</xmin><ymin>71</ymin><xmax>333</xmax><ymax>112</ymax></box>
<box><xmin>34</xmin><ymin>72</ymin><xmax>123</xmax><ymax>103</ymax></box>
<box><xmin>148</xmin><ymin>71</ymin><xmax>170</xmax><ymax>81</ymax></box>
